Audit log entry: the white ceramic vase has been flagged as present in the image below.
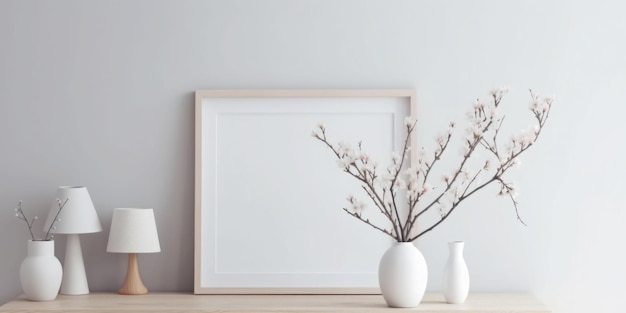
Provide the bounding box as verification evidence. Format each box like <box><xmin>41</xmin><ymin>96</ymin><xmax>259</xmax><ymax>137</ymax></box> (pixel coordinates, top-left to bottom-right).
<box><xmin>442</xmin><ymin>241</ymin><xmax>470</xmax><ymax>304</ymax></box>
<box><xmin>378</xmin><ymin>242</ymin><xmax>428</xmax><ymax>308</ymax></box>
<box><xmin>20</xmin><ymin>240</ymin><xmax>63</xmax><ymax>301</ymax></box>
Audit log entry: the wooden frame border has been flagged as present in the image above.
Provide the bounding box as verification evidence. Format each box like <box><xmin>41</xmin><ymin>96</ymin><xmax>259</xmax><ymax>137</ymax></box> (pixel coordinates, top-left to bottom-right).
<box><xmin>194</xmin><ymin>89</ymin><xmax>417</xmax><ymax>294</ymax></box>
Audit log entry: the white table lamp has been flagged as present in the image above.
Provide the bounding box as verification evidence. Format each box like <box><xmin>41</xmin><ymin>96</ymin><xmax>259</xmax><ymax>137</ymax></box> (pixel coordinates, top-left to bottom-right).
<box><xmin>44</xmin><ymin>186</ymin><xmax>102</xmax><ymax>295</ymax></box>
<box><xmin>107</xmin><ymin>208</ymin><xmax>160</xmax><ymax>295</ymax></box>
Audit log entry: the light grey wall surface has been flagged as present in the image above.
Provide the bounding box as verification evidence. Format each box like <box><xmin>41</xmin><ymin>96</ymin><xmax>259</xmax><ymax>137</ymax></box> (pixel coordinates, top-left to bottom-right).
<box><xmin>1</xmin><ymin>1</ymin><xmax>625</xmax><ymax>312</ymax></box>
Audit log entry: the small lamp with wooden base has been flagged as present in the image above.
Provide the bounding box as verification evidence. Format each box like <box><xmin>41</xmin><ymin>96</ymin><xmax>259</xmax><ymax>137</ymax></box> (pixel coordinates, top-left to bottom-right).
<box><xmin>106</xmin><ymin>208</ymin><xmax>160</xmax><ymax>295</ymax></box>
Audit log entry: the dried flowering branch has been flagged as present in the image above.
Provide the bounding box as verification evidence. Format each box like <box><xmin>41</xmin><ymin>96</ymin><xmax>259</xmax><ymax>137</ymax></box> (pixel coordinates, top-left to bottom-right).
<box><xmin>12</xmin><ymin>198</ymin><xmax>68</xmax><ymax>241</ymax></box>
<box><xmin>14</xmin><ymin>201</ymin><xmax>37</xmax><ymax>241</ymax></box>
<box><xmin>312</xmin><ymin>88</ymin><xmax>552</xmax><ymax>242</ymax></box>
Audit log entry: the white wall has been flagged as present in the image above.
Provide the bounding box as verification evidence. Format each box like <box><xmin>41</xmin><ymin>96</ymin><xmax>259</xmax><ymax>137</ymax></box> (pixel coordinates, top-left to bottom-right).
<box><xmin>1</xmin><ymin>1</ymin><xmax>625</xmax><ymax>312</ymax></box>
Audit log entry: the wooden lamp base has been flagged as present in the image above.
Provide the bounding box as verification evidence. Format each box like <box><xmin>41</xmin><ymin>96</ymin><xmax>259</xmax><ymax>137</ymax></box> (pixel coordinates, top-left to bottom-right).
<box><xmin>118</xmin><ymin>253</ymin><xmax>148</xmax><ymax>295</ymax></box>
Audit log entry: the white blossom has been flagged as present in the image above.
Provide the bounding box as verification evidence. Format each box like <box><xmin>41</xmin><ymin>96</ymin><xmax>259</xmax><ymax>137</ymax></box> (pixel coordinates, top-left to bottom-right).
<box><xmin>492</xmin><ymin>86</ymin><xmax>511</xmax><ymax>96</ymax></box>
<box><xmin>460</xmin><ymin>146</ymin><xmax>470</xmax><ymax>157</ymax></box>
<box><xmin>437</xmin><ymin>197</ymin><xmax>452</xmax><ymax>217</ymax></box>
<box><xmin>379</xmin><ymin>178</ymin><xmax>392</xmax><ymax>190</ymax></box>
<box><xmin>436</xmin><ymin>134</ymin><xmax>447</xmax><ymax>146</ymax></box>
<box><xmin>354</xmin><ymin>201</ymin><xmax>366</xmax><ymax>212</ymax></box>
<box><xmin>473</xmin><ymin>100</ymin><xmax>485</xmax><ymax>110</ymax></box>
<box><xmin>364</xmin><ymin>160</ymin><xmax>378</xmax><ymax>172</ymax></box>
<box><xmin>511</xmin><ymin>158</ymin><xmax>521</xmax><ymax>168</ymax></box>
<box><xmin>404</xmin><ymin>166</ymin><xmax>417</xmax><ymax>176</ymax></box>
<box><xmin>407</xmin><ymin>177</ymin><xmax>419</xmax><ymax>193</ymax></box>
<box><xmin>360</xmin><ymin>152</ymin><xmax>370</xmax><ymax>164</ymax></box>
<box><xmin>391</xmin><ymin>151</ymin><xmax>401</xmax><ymax>165</ymax></box>
<box><xmin>438</xmin><ymin>205</ymin><xmax>446</xmax><ymax>218</ymax></box>
<box><xmin>404</xmin><ymin>116</ymin><xmax>417</xmax><ymax>127</ymax></box>
<box><xmin>461</xmin><ymin>169</ymin><xmax>471</xmax><ymax>181</ymax></box>
<box><xmin>394</xmin><ymin>178</ymin><xmax>407</xmax><ymax>189</ymax></box>
<box><xmin>337</xmin><ymin>158</ymin><xmax>352</xmax><ymax>170</ymax></box>
<box><xmin>450</xmin><ymin>186</ymin><xmax>460</xmax><ymax>199</ymax></box>
<box><xmin>473</xmin><ymin>126</ymin><xmax>483</xmax><ymax>138</ymax></box>
<box><xmin>499</xmin><ymin>155</ymin><xmax>509</xmax><ymax>165</ymax></box>
<box><xmin>337</xmin><ymin>141</ymin><xmax>351</xmax><ymax>155</ymax></box>
<box><xmin>486</xmin><ymin>106</ymin><xmax>500</xmax><ymax>119</ymax></box>
<box><xmin>498</xmin><ymin>182</ymin><xmax>518</xmax><ymax>198</ymax></box>
<box><xmin>347</xmin><ymin>194</ymin><xmax>366</xmax><ymax>213</ymax></box>
<box><xmin>516</xmin><ymin>128</ymin><xmax>536</xmax><ymax>146</ymax></box>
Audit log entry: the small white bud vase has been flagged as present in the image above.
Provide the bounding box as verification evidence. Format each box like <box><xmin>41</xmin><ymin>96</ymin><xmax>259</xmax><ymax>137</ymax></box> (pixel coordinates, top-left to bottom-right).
<box><xmin>19</xmin><ymin>240</ymin><xmax>63</xmax><ymax>301</ymax></box>
<box><xmin>378</xmin><ymin>242</ymin><xmax>428</xmax><ymax>308</ymax></box>
<box><xmin>442</xmin><ymin>241</ymin><xmax>470</xmax><ymax>304</ymax></box>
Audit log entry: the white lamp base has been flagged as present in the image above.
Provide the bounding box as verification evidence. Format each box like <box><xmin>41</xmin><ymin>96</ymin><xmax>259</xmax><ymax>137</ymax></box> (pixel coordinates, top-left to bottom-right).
<box><xmin>60</xmin><ymin>234</ymin><xmax>90</xmax><ymax>295</ymax></box>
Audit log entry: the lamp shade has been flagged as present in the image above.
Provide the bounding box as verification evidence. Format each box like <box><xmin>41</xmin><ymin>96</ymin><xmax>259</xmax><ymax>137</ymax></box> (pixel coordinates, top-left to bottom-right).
<box><xmin>44</xmin><ymin>186</ymin><xmax>102</xmax><ymax>234</ymax></box>
<box><xmin>107</xmin><ymin>208</ymin><xmax>160</xmax><ymax>253</ymax></box>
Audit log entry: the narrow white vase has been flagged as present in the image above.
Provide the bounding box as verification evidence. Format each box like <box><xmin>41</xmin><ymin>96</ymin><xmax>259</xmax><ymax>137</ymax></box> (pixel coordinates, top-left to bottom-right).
<box><xmin>378</xmin><ymin>242</ymin><xmax>428</xmax><ymax>308</ymax></box>
<box><xmin>442</xmin><ymin>241</ymin><xmax>470</xmax><ymax>304</ymax></box>
<box><xmin>19</xmin><ymin>240</ymin><xmax>63</xmax><ymax>301</ymax></box>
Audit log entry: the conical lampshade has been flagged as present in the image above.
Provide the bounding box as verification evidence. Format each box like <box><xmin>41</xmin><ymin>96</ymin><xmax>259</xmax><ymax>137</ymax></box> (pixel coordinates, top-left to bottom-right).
<box><xmin>44</xmin><ymin>186</ymin><xmax>102</xmax><ymax>234</ymax></box>
<box><xmin>107</xmin><ymin>208</ymin><xmax>160</xmax><ymax>253</ymax></box>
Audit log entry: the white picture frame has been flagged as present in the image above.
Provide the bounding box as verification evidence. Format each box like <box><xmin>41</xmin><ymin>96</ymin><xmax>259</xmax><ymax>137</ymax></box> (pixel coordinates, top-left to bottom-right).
<box><xmin>195</xmin><ymin>89</ymin><xmax>417</xmax><ymax>294</ymax></box>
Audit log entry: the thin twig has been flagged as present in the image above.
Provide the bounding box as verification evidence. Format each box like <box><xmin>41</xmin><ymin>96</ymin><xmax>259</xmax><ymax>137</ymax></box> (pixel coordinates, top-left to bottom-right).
<box><xmin>44</xmin><ymin>198</ymin><xmax>68</xmax><ymax>241</ymax></box>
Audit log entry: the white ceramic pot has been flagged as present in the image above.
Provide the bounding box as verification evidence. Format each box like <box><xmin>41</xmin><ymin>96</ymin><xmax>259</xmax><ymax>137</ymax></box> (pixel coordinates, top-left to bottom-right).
<box><xmin>442</xmin><ymin>241</ymin><xmax>470</xmax><ymax>304</ymax></box>
<box><xmin>20</xmin><ymin>240</ymin><xmax>63</xmax><ymax>301</ymax></box>
<box><xmin>378</xmin><ymin>242</ymin><xmax>428</xmax><ymax>308</ymax></box>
